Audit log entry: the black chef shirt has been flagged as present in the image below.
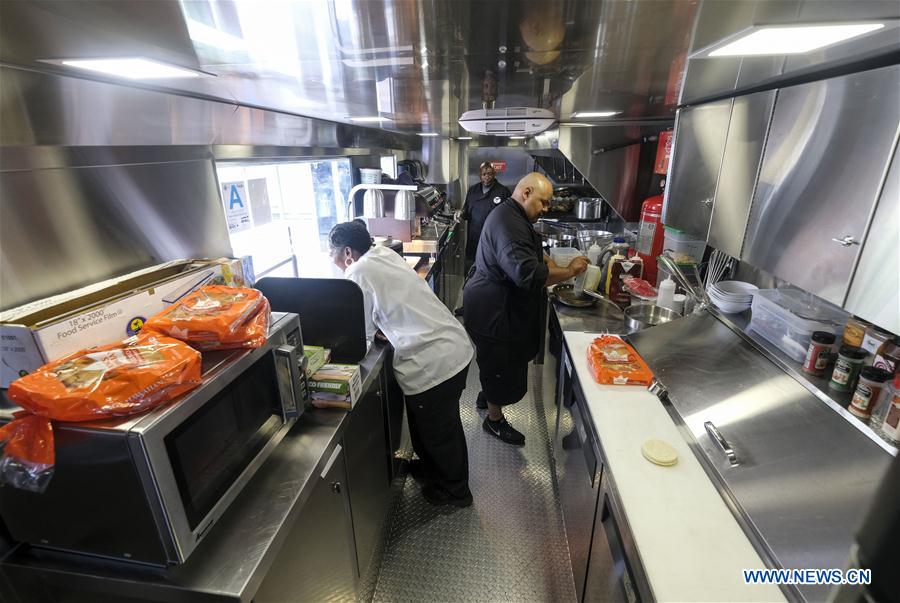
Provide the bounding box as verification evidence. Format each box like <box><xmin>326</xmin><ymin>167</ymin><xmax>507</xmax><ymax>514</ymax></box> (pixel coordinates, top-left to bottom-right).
<box><xmin>463</xmin><ymin>198</ymin><xmax>548</xmax><ymax>358</ymax></box>
<box><xmin>462</xmin><ymin>179</ymin><xmax>511</xmax><ymax>263</ymax></box>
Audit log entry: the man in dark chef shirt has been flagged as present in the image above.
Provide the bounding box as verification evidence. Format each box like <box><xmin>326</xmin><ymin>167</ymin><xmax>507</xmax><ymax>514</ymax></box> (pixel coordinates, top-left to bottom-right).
<box><xmin>463</xmin><ymin>173</ymin><xmax>588</xmax><ymax>445</ymax></box>
<box><xmin>459</xmin><ymin>161</ymin><xmax>511</xmax><ymax>275</ymax></box>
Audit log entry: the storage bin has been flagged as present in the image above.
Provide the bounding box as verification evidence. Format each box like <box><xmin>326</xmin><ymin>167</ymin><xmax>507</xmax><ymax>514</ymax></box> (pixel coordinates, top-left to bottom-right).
<box><xmin>662</xmin><ymin>226</ymin><xmax>706</xmax><ymax>264</ymax></box>
<box><xmin>749</xmin><ymin>288</ymin><xmax>850</xmax><ymax>362</ymax></box>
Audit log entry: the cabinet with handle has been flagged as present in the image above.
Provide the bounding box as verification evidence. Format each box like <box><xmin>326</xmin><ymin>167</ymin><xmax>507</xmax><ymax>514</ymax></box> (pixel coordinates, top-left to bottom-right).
<box><xmin>662</xmin><ymin>98</ymin><xmax>733</xmax><ymax>240</ymax></box>
<box><xmin>741</xmin><ymin>65</ymin><xmax>900</xmax><ymax>307</ymax></box>
<box><xmin>255</xmin><ymin>444</ymin><xmax>358</xmax><ymax>602</ymax></box>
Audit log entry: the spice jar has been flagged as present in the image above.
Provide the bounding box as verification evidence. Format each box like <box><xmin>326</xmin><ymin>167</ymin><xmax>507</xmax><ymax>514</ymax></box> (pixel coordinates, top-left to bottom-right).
<box><xmin>848</xmin><ymin>367</ymin><xmax>892</xmax><ymax>420</ymax></box>
<box><xmin>829</xmin><ymin>346</ymin><xmax>868</xmax><ymax>392</ymax></box>
<box><xmin>874</xmin><ymin>336</ymin><xmax>900</xmax><ymax>375</ymax></box>
<box><xmin>802</xmin><ymin>331</ymin><xmax>837</xmax><ymax>376</ymax></box>
<box><xmin>871</xmin><ymin>373</ymin><xmax>900</xmax><ymax>428</ymax></box>
<box><xmin>843</xmin><ymin>317</ymin><xmax>870</xmax><ymax>348</ymax></box>
<box><xmin>861</xmin><ymin>327</ymin><xmax>892</xmax><ymax>358</ymax></box>
<box><xmin>880</xmin><ymin>375</ymin><xmax>900</xmax><ymax>443</ymax></box>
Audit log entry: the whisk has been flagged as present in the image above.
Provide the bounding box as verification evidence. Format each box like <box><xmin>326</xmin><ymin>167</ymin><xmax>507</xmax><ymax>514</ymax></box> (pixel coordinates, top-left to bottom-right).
<box><xmin>704</xmin><ymin>249</ymin><xmax>733</xmax><ymax>288</ymax></box>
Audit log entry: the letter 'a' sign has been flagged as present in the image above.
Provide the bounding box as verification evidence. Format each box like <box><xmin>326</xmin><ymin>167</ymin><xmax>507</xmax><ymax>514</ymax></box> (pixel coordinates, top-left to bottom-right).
<box><xmin>221</xmin><ymin>182</ymin><xmax>251</xmax><ymax>233</ymax></box>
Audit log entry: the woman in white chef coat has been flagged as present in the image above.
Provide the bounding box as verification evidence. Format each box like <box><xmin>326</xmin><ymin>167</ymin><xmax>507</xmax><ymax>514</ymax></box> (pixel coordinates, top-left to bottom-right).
<box><xmin>329</xmin><ymin>220</ymin><xmax>475</xmax><ymax>508</ymax></box>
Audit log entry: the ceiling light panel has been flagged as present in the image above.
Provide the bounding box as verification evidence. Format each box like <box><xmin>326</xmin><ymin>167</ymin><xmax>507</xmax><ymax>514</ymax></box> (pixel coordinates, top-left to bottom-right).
<box><xmin>704</xmin><ymin>23</ymin><xmax>885</xmax><ymax>57</ymax></box>
<box><xmin>572</xmin><ymin>111</ymin><xmax>620</xmax><ymax>118</ymax></box>
<box><xmin>59</xmin><ymin>58</ymin><xmax>202</xmax><ymax>79</ymax></box>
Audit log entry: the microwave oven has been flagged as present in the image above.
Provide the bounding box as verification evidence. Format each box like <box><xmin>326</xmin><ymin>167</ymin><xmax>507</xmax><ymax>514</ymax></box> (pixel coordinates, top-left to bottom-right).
<box><xmin>0</xmin><ymin>312</ymin><xmax>306</xmax><ymax>566</ymax></box>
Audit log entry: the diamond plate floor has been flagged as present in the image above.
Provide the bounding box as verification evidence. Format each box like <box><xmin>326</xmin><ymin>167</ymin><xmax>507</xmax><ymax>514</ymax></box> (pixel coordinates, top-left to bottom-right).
<box><xmin>370</xmin><ymin>360</ymin><xmax>577</xmax><ymax>602</ymax></box>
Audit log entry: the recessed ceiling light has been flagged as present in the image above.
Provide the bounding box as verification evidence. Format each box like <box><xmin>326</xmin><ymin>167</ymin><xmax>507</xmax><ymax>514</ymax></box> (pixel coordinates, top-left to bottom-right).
<box><xmin>418</xmin><ymin>132</ymin><xmax>440</xmax><ymax>137</ymax></box>
<box><xmin>456</xmin><ymin>136</ymin><xmax>473</xmax><ymax>140</ymax></box>
<box><xmin>350</xmin><ymin>116</ymin><xmax>388</xmax><ymax>123</ymax></box>
<box><xmin>571</xmin><ymin>111</ymin><xmax>620</xmax><ymax>118</ymax></box>
<box><xmin>509</xmin><ymin>136</ymin><xmax>526</xmax><ymax>140</ymax></box>
<box><xmin>702</xmin><ymin>23</ymin><xmax>885</xmax><ymax>57</ymax></box>
<box><xmin>57</xmin><ymin>58</ymin><xmax>201</xmax><ymax>79</ymax></box>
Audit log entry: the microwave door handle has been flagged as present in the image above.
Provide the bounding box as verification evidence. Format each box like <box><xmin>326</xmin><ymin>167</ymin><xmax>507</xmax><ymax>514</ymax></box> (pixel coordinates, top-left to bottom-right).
<box><xmin>275</xmin><ymin>344</ymin><xmax>303</xmax><ymax>419</ymax></box>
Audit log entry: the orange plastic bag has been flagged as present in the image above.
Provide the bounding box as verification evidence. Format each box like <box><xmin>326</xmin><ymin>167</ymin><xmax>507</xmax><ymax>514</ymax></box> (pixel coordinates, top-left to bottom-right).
<box><xmin>587</xmin><ymin>336</ymin><xmax>654</xmax><ymax>386</ymax></box>
<box><xmin>143</xmin><ymin>285</ymin><xmax>270</xmax><ymax>351</ymax></box>
<box><xmin>3</xmin><ymin>332</ymin><xmax>201</xmax><ymax>492</ymax></box>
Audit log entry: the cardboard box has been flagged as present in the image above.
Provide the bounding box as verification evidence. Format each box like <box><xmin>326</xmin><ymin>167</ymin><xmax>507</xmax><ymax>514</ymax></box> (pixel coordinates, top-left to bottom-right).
<box><xmin>308</xmin><ymin>364</ymin><xmax>361</xmax><ymax>408</ymax></box>
<box><xmin>0</xmin><ymin>259</ymin><xmax>250</xmax><ymax>387</ymax></box>
<box><xmin>302</xmin><ymin>345</ymin><xmax>330</xmax><ymax>379</ymax></box>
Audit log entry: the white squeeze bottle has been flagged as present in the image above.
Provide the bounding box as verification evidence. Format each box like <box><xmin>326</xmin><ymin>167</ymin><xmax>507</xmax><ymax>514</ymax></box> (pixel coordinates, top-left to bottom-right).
<box><xmin>587</xmin><ymin>243</ymin><xmax>603</xmax><ymax>265</ymax></box>
<box><xmin>657</xmin><ymin>277</ymin><xmax>676</xmax><ymax>311</ymax></box>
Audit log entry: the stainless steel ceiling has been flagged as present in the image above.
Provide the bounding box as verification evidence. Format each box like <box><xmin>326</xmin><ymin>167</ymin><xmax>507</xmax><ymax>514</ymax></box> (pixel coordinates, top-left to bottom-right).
<box><xmin>0</xmin><ymin>0</ymin><xmax>698</xmax><ymax>136</ymax></box>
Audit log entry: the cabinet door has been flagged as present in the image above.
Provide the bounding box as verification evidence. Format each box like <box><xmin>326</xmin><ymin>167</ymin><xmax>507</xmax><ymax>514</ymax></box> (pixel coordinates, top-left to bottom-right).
<box><xmin>845</xmin><ymin>141</ymin><xmax>900</xmax><ymax>334</ymax></box>
<box><xmin>742</xmin><ymin>65</ymin><xmax>900</xmax><ymax>306</ymax></box>
<box><xmin>555</xmin><ymin>360</ymin><xmax>601</xmax><ymax>602</ymax></box>
<box><xmin>255</xmin><ymin>445</ymin><xmax>357</xmax><ymax>602</ymax></box>
<box><xmin>344</xmin><ymin>386</ymin><xmax>391</xmax><ymax>580</ymax></box>
<box><xmin>708</xmin><ymin>90</ymin><xmax>777</xmax><ymax>258</ymax></box>
<box><xmin>662</xmin><ymin>99</ymin><xmax>733</xmax><ymax>240</ymax></box>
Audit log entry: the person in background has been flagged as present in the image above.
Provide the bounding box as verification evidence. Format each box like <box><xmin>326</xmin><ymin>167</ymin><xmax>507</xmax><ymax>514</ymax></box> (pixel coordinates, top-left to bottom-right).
<box><xmin>463</xmin><ymin>173</ymin><xmax>588</xmax><ymax>445</ymax></box>
<box><xmin>329</xmin><ymin>221</ymin><xmax>475</xmax><ymax>507</ymax></box>
<box><xmin>458</xmin><ymin>161</ymin><xmax>511</xmax><ymax>275</ymax></box>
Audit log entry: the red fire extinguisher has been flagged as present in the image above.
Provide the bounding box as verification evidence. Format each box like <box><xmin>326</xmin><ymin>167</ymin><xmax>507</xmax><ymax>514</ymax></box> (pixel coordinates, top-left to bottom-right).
<box><xmin>636</xmin><ymin>193</ymin><xmax>665</xmax><ymax>284</ymax></box>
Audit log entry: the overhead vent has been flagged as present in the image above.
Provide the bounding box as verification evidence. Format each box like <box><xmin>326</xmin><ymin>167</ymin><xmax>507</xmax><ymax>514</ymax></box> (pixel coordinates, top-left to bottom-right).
<box><xmin>459</xmin><ymin>107</ymin><xmax>556</xmax><ymax>137</ymax></box>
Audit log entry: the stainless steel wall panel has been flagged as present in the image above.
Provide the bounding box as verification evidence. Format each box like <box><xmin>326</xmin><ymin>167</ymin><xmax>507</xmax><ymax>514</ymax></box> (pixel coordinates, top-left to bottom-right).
<box><xmin>845</xmin><ymin>140</ymin><xmax>900</xmax><ymax>333</ymax></box>
<box><xmin>0</xmin><ymin>160</ymin><xmax>232</xmax><ymax>309</ymax></box>
<box><xmin>708</xmin><ymin>90</ymin><xmax>776</xmax><ymax>258</ymax></box>
<box><xmin>0</xmin><ymin>66</ymin><xmax>419</xmax><ymax>151</ymax></box>
<box><xmin>662</xmin><ymin>99</ymin><xmax>733</xmax><ymax>240</ymax></box>
<box><xmin>680</xmin><ymin>0</ymin><xmax>754</xmax><ymax>104</ymax></box>
<box><xmin>742</xmin><ymin>65</ymin><xmax>900</xmax><ymax>306</ymax></box>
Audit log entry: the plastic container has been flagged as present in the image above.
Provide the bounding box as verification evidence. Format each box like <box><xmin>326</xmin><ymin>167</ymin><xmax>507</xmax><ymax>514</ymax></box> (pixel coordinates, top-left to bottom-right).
<box><xmin>359</xmin><ymin>168</ymin><xmax>382</xmax><ymax>184</ymax></box>
<box><xmin>662</xmin><ymin>226</ymin><xmax>706</xmax><ymax>264</ymax></box>
<box><xmin>550</xmin><ymin>248</ymin><xmax>584</xmax><ymax>285</ymax></box>
<box><xmin>656</xmin><ymin>277</ymin><xmax>675</xmax><ymax>312</ymax></box>
<box><xmin>671</xmin><ymin>294</ymin><xmax>686</xmax><ymax>316</ymax></box>
<box><xmin>748</xmin><ymin>288</ymin><xmax>850</xmax><ymax>363</ymax></box>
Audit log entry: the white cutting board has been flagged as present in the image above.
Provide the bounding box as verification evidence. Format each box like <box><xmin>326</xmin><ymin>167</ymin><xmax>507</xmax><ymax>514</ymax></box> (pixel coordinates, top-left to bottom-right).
<box><xmin>564</xmin><ymin>331</ymin><xmax>785</xmax><ymax>603</ymax></box>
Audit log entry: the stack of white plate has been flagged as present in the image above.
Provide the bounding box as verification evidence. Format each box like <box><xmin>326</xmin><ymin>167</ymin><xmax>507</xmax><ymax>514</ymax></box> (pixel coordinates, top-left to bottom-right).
<box><xmin>707</xmin><ymin>280</ymin><xmax>758</xmax><ymax>313</ymax></box>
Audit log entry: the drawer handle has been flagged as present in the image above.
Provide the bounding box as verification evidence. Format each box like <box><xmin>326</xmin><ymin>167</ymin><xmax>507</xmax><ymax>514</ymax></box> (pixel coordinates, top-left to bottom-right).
<box><xmin>831</xmin><ymin>236</ymin><xmax>859</xmax><ymax>247</ymax></box>
<box><xmin>704</xmin><ymin>421</ymin><xmax>739</xmax><ymax>466</ymax></box>
<box><xmin>699</xmin><ymin>198</ymin><xmax>713</xmax><ymax>206</ymax></box>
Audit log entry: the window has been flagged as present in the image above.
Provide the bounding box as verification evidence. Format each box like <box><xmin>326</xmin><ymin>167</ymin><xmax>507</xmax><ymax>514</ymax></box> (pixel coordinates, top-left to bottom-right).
<box><xmin>216</xmin><ymin>159</ymin><xmax>351</xmax><ymax>279</ymax></box>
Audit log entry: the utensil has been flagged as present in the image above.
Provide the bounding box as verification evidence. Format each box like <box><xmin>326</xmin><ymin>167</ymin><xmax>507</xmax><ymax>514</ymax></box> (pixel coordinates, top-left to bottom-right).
<box><xmin>574</xmin><ymin>197</ymin><xmax>604</xmax><ymax>220</ymax></box>
<box><xmin>553</xmin><ymin>284</ymin><xmax>595</xmax><ymax>308</ymax></box>
<box><xmin>623</xmin><ymin>304</ymin><xmax>680</xmax><ymax>330</ymax></box>
<box><xmin>576</xmin><ymin>229</ymin><xmax>614</xmax><ymax>251</ymax></box>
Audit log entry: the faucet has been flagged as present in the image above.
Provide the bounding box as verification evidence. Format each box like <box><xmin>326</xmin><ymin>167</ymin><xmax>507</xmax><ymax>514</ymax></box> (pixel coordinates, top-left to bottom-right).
<box><xmin>656</xmin><ymin>252</ymin><xmax>711</xmax><ymax>312</ymax></box>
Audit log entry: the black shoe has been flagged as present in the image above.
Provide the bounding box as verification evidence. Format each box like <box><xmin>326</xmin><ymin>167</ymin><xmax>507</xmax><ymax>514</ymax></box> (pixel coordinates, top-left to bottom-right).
<box><xmin>475</xmin><ymin>391</ymin><xmax>488</xmax><ymax>410</ymax></box>
<box><xmin>422</xmin><ymin>484</ymin><xmax>473</xmax><ymax>508</ymax></box>
<box><xmin>482</xmin><ymin>417</ymin><xmax>526</xmax><ymax>446</ymax></box>
<box><xmin>454</xmin><ymin>306</ymin><xmax>464</xmax><ymax>317</ymax></box>
<box><xmin>407</xmin><ymin>459</ymin><xmax>435</xmax><ymax>483</ymax></box>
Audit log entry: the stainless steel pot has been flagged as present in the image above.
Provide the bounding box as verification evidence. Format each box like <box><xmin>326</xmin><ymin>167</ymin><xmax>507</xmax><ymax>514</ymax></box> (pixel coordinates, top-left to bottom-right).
<box><xmin>623</xmin><ymin>304</ymin><xmax>680</xmax><ymax>330</ymax></box>
<box><xmin>574</xmin><ymin>197</ymin><xmax>604</xmax><ymax>220</ymax></box>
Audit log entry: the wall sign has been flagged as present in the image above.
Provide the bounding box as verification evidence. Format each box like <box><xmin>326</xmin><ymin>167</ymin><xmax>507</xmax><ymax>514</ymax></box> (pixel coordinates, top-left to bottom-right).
<box><xmin>221</xmin><ymin>182</ymin><xmax>251</xmax><ymax>233</ymax></box>
<box><xmin>490</xmin><ymin>160</ymin><xmax>507</xmax><ymax>173</ymax></box>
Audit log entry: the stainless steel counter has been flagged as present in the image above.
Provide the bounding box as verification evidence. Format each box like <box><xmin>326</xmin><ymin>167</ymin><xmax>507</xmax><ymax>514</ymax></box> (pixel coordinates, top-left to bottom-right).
<box><xmin>551</xmin><ymin>298</ymin><xmax>632</xmax><ymax>335</ymax></box>
<box><xmin>0</xmin><ymin>343</ymin><xmax>390</xmax><ymax>603</ymax></box>
<box><xmin>628</xmin><ymin>312</ymin><xmax>892</xmax><ymax>602</ymax></box>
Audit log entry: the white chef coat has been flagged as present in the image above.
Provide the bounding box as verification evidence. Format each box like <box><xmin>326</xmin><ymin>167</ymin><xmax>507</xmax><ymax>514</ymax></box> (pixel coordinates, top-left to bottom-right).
<box><xmin>345</xmin><ymin>245</ymin><xmax>473</xmax><ymax>396</ymax></box>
